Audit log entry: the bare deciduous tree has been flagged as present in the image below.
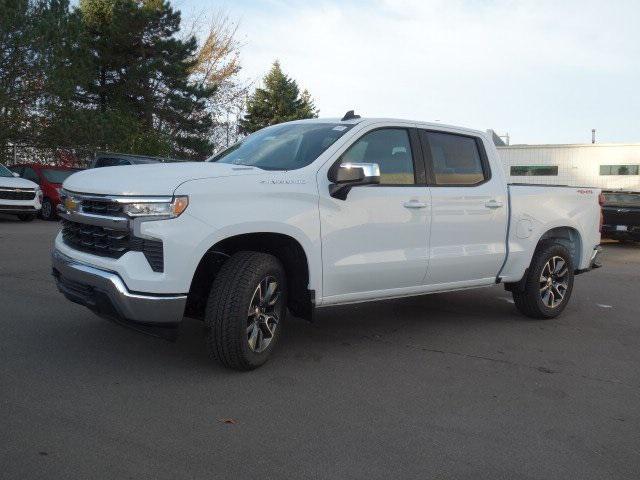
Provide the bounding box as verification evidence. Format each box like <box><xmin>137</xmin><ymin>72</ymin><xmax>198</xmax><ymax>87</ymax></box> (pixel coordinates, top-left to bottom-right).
<box><xmin>187</xmin><ymin>11</ymin><xmax>249</xmax><ymax>152</ymax></box>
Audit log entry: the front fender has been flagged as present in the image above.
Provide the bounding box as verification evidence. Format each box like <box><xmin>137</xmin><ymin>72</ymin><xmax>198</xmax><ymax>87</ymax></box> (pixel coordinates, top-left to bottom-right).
<box><xmin>176</xmin><ymin>176</ymin><xmax>322</xmax><ymax>300</ymax></box>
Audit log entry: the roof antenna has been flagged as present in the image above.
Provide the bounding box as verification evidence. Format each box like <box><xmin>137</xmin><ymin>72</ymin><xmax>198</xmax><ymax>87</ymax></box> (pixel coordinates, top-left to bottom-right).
<box><xmin>341</xmin><ymin>110</ymin><xmax>361</xmax><ymax>121</ymax></box>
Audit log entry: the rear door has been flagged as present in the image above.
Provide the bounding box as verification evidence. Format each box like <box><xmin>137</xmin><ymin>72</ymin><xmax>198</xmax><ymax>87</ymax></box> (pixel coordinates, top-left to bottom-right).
<box><xmin>420</xmin><ymin>130</ymin><xmax>508</xmax><ymax>285</ymax></box>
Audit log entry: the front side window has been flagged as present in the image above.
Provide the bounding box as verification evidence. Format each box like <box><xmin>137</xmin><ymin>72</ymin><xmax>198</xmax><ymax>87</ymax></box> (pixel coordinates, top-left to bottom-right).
<box><xmin>0</xmin><ymin>164</ymin><xmax>13</xmax><ymax>178</ymax></box>
<box><xmin>339</xmin><ymin>128</ymin><xmax>415</xmax><ymax>185</ymax></box>
<box><xmin>209</xmin><ymin>123</ymin><xmax>354</xmax><ymax>171</ymax></box>
<box><xmin>600</xmin><ymin>165</ymin><xmax>639</xmax><ymax>176</ymax></box>
<box><xmin>423</xmin><ymin>131</ymin><xmax>486</xmax><ymax>186</ymax></box>
<box><xmin>511</xmin><ymin>165</ymin><xmax>558</xmax><ymax>176</ymax></box>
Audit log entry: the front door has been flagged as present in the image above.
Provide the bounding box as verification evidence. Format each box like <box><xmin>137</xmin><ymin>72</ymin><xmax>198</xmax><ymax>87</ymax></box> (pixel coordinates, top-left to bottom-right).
<box><xmin>318</xmin><ymin>126</ymin><xmax>430</xmax><ymax>303</ymax></box>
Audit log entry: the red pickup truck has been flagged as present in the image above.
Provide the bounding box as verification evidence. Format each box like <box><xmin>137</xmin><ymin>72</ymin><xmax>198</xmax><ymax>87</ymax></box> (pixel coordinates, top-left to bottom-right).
<box><xmin>9</xmin><ymin>164</ymin><xmax>81</xmax><ymax>220</ymax></box>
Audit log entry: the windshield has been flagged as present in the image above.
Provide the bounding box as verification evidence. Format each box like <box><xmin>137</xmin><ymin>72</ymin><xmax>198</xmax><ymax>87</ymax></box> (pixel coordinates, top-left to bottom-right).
<box><xmin>42</xmin><ymin>168</ymin><xmax>80</xmax><ymax>183</ymax></box>
<box><xmin>0</xmin><ymin>164</ymin><xmax>13</xmax><ymax>178</ymax></box>
<box><xmin>604</xmin><ymin>192</ymin><xmax>640</xmax><ymax>207</ymax></box>
<box><xmin>208</xmin><ymin>123</ymin><xmax>354</xmax><ymax>170</ymax></box>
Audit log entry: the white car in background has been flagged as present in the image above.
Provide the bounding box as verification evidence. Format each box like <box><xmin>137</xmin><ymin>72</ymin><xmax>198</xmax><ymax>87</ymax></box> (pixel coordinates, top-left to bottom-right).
<box><xmin>0</xmin><ymin>163</ymin><xmax>42</xmax><ymax>221</ymax></box>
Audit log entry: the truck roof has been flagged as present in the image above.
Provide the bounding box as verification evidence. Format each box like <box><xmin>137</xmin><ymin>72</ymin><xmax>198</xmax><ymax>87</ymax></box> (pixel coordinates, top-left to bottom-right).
<box><xmin>287</xmin><ymin>117</ymin><xmax>486</xmax><ymax>138</ymax></box>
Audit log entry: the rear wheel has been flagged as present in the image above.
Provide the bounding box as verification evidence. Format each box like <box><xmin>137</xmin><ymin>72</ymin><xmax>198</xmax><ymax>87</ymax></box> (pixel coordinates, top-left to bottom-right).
<box><xmin>205</xmin><ymin>251</ymin><xmax>287</xmax><ymax>370</ymax></box>
<box><xmin>512</xmin><ymin>241</ymin><xmax>574</xmax><ymax>319</ymax></box>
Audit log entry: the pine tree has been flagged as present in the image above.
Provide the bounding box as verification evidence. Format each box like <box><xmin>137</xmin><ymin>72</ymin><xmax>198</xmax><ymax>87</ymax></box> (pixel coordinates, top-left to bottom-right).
<box><xmin>0</xmin><ymin>0</ymin><xmax>83</xmax><ymax>158</ymax></box>
<box><xmin>73</xmin><ymin>0</ymin><xmax>214</xmax><ymax>158</ymax></box>
<box><xmin>239</xmin><ymin>61</ymin><xmax>318</xmax><ymax>134</ymax></box>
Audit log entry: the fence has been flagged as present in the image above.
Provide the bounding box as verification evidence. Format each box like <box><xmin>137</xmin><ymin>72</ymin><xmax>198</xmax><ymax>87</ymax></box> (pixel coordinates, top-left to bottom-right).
<box><xmin>1</xmin><ymin>144</ymin><xmax>95</xmax><ymax>168</ymax></box>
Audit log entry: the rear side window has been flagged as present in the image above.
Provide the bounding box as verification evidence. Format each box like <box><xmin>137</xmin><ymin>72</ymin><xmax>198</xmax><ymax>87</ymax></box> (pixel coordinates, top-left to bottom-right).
<box><xmin>340</xmin><ymin>128</ymin><xmax>415</xmax><ymax>185</ymax></box>
<box><xmin>422</xmin><ymin>131</ymin><xmax>487</xmax><ymax>186</ymax></box>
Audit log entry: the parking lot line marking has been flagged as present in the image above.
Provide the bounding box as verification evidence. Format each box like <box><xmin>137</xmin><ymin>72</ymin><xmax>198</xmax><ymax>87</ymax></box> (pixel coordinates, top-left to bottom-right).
<box><xmin>596</xmin><ymin>304</ymin><xmax>613</xmax><ymax>308</ymax></box>
<box><xmin>500</xmin><ymin>297</ymin><xmax>515</xmax><ymax>304</ymax></box>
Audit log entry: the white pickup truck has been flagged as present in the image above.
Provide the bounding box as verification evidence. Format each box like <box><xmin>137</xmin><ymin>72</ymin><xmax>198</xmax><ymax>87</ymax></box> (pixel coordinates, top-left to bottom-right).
<box><xmin>0</xmin><ymin>163</ymin><xmax>42</xmax><ymax>221</ymax></box>
<box><xmin>52</xmin><ymin>114</ymin><xmax>602</xmax><ymax>370</ymax></box>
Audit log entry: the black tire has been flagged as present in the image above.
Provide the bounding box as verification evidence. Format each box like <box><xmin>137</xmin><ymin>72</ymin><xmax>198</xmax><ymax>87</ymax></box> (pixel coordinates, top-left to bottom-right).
<box><xmin>17</xmin><ymin>213</ymin><xmax>36</xmax><ymax>222</ymax></box>
<box><xmin>40</xmin><ymin>198</ymin><xmax>55</xmax><ymax>220</ymax></box>
<box><xmin>205</xmin><ymin>251</ymin><xmax>287</xmax><ymax>370</ymax></box>
<box><xmin>512</xmin><ymin>241</ymin><xmax>575</xmax><ymax>319</ymax></box>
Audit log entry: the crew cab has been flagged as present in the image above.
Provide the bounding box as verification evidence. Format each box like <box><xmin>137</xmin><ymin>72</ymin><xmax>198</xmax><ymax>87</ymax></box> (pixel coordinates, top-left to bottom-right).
<box><xmin>9</xmin><ymin>163</ymin><xmax>81</xmax><ymax>220</ymax></box>
<box><xmin>0</xmin><ymin>163</ymin><xmax>42</xmax><ymax>221</ymax></box>
<box><xmin>52</xmin><ymin>115</ymin><xmax>602</xmax><ymax>370</ymax></box>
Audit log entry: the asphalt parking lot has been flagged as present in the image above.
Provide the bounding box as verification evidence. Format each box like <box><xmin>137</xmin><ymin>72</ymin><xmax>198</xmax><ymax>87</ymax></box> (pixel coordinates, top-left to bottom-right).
<box><xmin>2</xmin><ymin>216</ymin><xmax>640</xmax><ymax>479</ymax></box>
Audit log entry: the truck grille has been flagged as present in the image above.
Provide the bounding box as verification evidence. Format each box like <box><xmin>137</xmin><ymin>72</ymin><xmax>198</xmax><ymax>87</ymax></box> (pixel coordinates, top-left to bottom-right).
<box><xmin>61</xmin><ymin>219</ymin><xmax>164</xmax><ymax>272</ymax></box>
<box><xmin>81</xmin><ymin>199</ymin><xmax>124</xmax><ymax>216</ymax></box>
<box><xmin>0</xmin><ymin>188</ymin><xmax>36</xmax><ymax>200</ymax></box>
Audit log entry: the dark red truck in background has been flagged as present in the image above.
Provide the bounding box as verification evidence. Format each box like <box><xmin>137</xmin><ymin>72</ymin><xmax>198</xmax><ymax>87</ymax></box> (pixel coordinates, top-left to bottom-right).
<box><xmin>9</xmin><ymin>164</ymin><xmax>81</xmax><ymax>220</ymax></box>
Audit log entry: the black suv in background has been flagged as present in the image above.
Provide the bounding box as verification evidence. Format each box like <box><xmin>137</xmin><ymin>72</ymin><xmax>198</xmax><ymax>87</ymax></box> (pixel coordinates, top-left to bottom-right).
<box><xmin>601</xmin><ymin>191</ymin><xmax>640</xmax><ymax>243</ymax></box>
<box><xmin>90</xmin><ymin>153</ymin><xmax>185</xmax><ymax>168</ymax></box>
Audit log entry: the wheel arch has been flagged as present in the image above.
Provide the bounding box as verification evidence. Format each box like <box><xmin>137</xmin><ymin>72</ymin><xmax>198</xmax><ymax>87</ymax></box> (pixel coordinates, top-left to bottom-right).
<box><xmin>504</xmin><ymin>225</ymin><xmax>582</xmax><ymax>293</ymax></box>
<box><xmin>185</xmin><ymin>231</ymin><xmax>314</xmax><ymax>321</ymax></box>
<box><xmin>536</xmin><ymin>226</ymin><xmax>583</xmax><ymax>269</ymax></box>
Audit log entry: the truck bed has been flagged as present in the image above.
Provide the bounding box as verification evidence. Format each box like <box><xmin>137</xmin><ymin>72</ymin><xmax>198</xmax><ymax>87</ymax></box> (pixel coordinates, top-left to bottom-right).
<box><xmin>498</xmin><ymin>184</ymin><xmax>601</xmax><ymax>282</ymax></box>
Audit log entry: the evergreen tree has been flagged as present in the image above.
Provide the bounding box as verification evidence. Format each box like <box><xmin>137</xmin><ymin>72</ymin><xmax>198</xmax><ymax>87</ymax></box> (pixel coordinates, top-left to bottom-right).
<box><xmin>0</xmin><ymin>0</ymin><xmax>82</xmax><ymax>158</ymax></box>
<box><xmin>73</xmin><ymin>0</ymin><xmax>214</xmax><ymax>158</ymax></box>
<box><xmin>239</xmin><ymin>61</ymin><xmax>318</xmax><ymax>134</ymax></box>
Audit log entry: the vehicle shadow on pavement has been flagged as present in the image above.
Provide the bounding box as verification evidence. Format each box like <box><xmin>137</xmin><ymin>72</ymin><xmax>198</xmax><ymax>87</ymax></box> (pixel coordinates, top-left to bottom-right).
<box><xmin>32</xmin><ymin>285</ymin><xmax>519</xmax><ymax>375</ymax></box>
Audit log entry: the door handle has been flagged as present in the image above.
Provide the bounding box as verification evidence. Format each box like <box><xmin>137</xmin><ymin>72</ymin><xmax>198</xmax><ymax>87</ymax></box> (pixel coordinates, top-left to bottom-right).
<box><xmin>403</xmin><ymin>200</ymin><xmax>428</xmax><ymax>209</ymax></box>
<box><xmin>485</xmin><ymin>199</ymin><xmax>504</xmax><ymax>209</ymax></box>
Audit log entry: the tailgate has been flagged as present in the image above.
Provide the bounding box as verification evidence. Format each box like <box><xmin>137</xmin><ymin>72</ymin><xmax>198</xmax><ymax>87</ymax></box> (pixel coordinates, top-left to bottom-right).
<box><xmin>603</xmin><ymin>206</ymin><xmax>640</xmax><ymax>226</ymax></box>
<box><xmin>602</xmin><ymin>192</ymin><xmax>640</xmax><ymax>227</ymax></box>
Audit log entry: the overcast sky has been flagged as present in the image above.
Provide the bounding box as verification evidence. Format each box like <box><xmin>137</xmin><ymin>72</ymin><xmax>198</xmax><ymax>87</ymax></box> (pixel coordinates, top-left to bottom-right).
<box><xmin>177</xmin><ymin>0</ymin><xmax>639</xmax><ymax>145</ymax></box>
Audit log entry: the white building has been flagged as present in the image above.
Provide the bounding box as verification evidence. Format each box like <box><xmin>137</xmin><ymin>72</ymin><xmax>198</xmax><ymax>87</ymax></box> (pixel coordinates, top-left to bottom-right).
<box><xmin>496</xmin><ymin>142</ymin><xmax>640</xmax><ymax>191</ymax></box>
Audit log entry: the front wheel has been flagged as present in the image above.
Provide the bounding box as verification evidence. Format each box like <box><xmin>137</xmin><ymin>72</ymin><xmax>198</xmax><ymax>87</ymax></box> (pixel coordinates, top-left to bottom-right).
<box><xmin>512</xmin><ymin>241</ymin><xmax>575</xmax><ymax>319</ymax></box>
<box><xmin>40</xmin><ymin>198</ymin><xmax>55</xmax><ymax>220</ymax></box>
<box><xmin>205</xmin><ymin>251</ymin><xmax>287</xmax><ymax>370</ymax></box>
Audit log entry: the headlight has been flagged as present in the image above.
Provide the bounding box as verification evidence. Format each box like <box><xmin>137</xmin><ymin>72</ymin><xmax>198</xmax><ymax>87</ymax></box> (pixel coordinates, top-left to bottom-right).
<box><xmin>122</xmin><ymin>196</ymin><xmax>189</xmax><ymax>218</ymax></box>
<box><xmin>35</xmin><ymin>187</ymin><xmax>43</xmax><ymax>202</ymax></box>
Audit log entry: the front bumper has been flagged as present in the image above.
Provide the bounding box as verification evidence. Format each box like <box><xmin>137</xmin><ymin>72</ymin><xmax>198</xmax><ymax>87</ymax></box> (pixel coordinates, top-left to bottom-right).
<box><xmin>0</xmin><ymin>205</ymin><xmax>39</xmax><ymax>214</ymax></box>
<box><xmin>52</xmin><ymin>249</ymin><xmax>187</xmax><ymax>330</ymax></box>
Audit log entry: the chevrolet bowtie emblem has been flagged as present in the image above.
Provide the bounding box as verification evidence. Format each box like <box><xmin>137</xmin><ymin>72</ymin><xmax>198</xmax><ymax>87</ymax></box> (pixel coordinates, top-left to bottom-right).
<box><xmin>64</xmin><ymin>197</ymin><xmax>78</xmax><ymax>211</ymax></box>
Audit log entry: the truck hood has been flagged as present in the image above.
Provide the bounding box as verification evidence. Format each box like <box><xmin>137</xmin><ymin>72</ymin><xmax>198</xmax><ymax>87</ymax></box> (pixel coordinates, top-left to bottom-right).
<box><xmin>0</xmin><ymin>176</ymin><xmax>39</xmax><ymax>189</ymax></box>
<box><xmin>62</xmin><ymin>162</ymin><xmax>263</xmax><ymax>196</ymax></box>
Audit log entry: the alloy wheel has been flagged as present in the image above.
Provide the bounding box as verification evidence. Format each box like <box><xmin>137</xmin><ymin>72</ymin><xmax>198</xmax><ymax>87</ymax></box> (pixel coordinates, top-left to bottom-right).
<box><xmin>246</xmin><ymin>276</ymin><xmax>281</xmax><ymax>353</ymax></box>
<box><xmin>539</xmin><ymin>256</ymin><xmax>569</xmax><ymax>308</ymax></box>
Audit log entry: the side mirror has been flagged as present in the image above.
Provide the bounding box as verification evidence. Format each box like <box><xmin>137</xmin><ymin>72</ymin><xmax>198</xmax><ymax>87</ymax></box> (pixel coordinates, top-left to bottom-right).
<box><xmin>12</xmin><ymin>172</ymin><xmax>19</xmax><ymax>177</ymax></box>
<box><xmin>329</xmin><ymin>162</ymin><xmax>380</xmax><ymax>200</ymax></box>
